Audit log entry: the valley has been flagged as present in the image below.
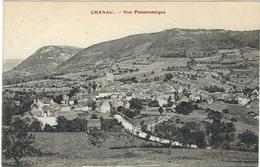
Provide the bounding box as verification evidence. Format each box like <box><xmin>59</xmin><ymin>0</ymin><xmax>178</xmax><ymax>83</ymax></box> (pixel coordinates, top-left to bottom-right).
<box><xmin>2</xmin><ymin>28</ymin><xmax>259</xmax><ymax>166</ymax></box>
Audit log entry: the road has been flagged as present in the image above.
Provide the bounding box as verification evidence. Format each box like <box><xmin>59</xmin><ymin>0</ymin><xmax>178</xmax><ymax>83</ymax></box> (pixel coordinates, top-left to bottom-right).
<box><xmin>113</xmin><ymin>114</ymin><xmax>182</xmax><ymax>146</ymax></box>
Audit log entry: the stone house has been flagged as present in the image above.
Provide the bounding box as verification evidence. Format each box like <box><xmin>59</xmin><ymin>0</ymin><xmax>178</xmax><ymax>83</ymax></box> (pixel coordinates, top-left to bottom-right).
<box><xmin>237</xmin><ymin>95</ymin><xmax>251</xmax><ymax>106</ymax></box>
<box><xmin>61</xmin><ymin>94</ymin><xmax>70</xmax><ymax>104</ymax></box>
<box><xmin>98</xmin><ymin>101</ymin><xmax>111</xmax><ymax>113</ymax></box>
<box><xmin>58</xmin><ymin>104</ymin><xmax>71</xmax><ymax>112</ymax></box>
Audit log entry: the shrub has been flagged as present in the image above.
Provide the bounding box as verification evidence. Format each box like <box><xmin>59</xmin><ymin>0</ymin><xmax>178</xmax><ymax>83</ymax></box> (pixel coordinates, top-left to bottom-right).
<box><xmin>148</xmin><ymin>100</ymin><xmax>160</xmax><ymax>107</ymax></box>
<box><xmin>204</xmin><ymin>85</ymin><xmax>225</xmax><ymax>93</ymax></box>
<box><xmin>191</xmin><ymin>131</ymin><xmax>207</xmax><ymax>148</ymax></box>
<box><xmin>91</xmin><ymin>114</ymin><xmax>98</xmax><ymax>119</ymax></box>
<box><xmin>222</xmin><ymin>109</ymin><xmax>229</xmax><ymax>114</ymax></box>
<box><xmin>43</xmin><ymin>124</ymin><xmax>55</xmax><ymax>132</ymax></box>
<box><xmin>100</xmin><ymin>118</ymin><xmax>122</xmax><ymax>132</ymax></box>
<box><xmin>230</xmin><ymin>118</ymin><xmax>237</xmax><ymax>122</ymax></box>
<box><xmin>164</xmin><ymin>73</ymin><xmax>174</xmax><ymax>82</ymax></box>
<box><xmin>2</xmin><ymin>118</ymin><xmax>40</xmax><ymax>165</ymax></box>
<box><xmin>238</xmin><ymin>130</ymin><xmax>258</xmax><ymax>147</ymax></box>
<box><xmin>175</xmin><ymin>101</ymin><xmax>199</xmax><ymax>115</ymax></box>
<box><xmin>129</xmin><ymin>98</ymin><xmax>143</xmax><ymax>110</ymax></box>
<box><xmin>122</xmin><ymin>109</ymin><xmax>140</xmax><ymax>119</ymax></box>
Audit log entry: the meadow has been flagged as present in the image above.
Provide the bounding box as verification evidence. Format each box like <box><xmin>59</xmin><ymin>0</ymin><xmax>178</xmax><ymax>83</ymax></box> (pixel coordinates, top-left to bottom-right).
<box><xmin>2</xmin><ymin>132</ymin><xmax>258</xmax><ymax>167</ymax></box>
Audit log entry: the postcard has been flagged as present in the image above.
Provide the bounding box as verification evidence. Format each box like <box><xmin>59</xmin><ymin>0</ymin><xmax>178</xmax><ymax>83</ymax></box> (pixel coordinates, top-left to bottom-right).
<box><xmin>2</xmin><ymin>1</ymin><xmax>259</xmax><ymax>166</ymax></box>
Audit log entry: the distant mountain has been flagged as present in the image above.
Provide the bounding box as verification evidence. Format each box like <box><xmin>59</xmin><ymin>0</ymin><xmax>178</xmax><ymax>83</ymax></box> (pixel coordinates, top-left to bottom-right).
<box><xmin>3</xmin><ymin>59</ymin><xmax>23</xmax><ymax>72</ymax></box>
<box><xmin>13</xmin><ymin>45</ymin><xmax>83</xmax><ymax>74</ymax></box>
<box><xmin>57</xmin><ymin>29</ymin><xmax>259</xmax><ymax>73</ymax></box>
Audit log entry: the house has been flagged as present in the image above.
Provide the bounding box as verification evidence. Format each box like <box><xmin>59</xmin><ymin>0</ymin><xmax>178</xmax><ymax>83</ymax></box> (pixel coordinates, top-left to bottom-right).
<box><xmin>58</xmin><ymin>104</ymin><xmax>71</xmax><ymax>112</ymax></box>
<box><xmin>87</xmin><ymin>119</ymin><xmax>101</xmax><ymax>131</ymax></box>
<box><xmin>36</xmin><ymin>116</ymin><xmax>57</xmax><ymax>127</ymax></box>
<box><xmin>42</xmin><ymin>97</ymin><xmax>54</xmax><ymax>105</ymax></box>
<box><xmin>237</xmin><ymin>96</ymin><xmax>251</xmax><ymax>106</ymax></box>
<box><xmin>14</xmin><ymin>100</ymin><xmax>20</xmax><ymax>106</ymax></box>
<box><xmin>123</xmin><ymin>101</ymin><xmax>130</xmax><ymax>109</ymax></box>
<box><xmin>96</xmin><ymin>90</ymin><xmax>113</xmax><ymax>99</ymax></box>
<box><xmin>200</xmin><ymin>92</ymin><xmax>214</xmax><ymax>104</ymax></box>
<box><xmin>98</xmin><ymin>101</ymin><xmax>111</xmax><ymax>113</ymax></box>
<box><xmin>61</xmin><ymin>94</ymin><xmax>70</xmax><ymax>104</ymax></box>
<box><xmin>69</xmin><ymin>100</ymin><xmax>74</xmax><ymax>106</ymax></box>
<box><xmin>30</xmin><ymin>105</ymin><xmax>44</xmax><ymax>117</ymax></box>
<box><xmin>189</xmin><ymin>92</ymin><xmax>201</xmax><ymax>102</ymax></box>
<box><xmin>42</xmin><ymin>106</ymin><xmax>52</xmax><ymax>117</ymax></box>
<box><xmin>156</xmin><ymin>96</ymin><xmax>168</xmax><ymax>106</ymax></box>
<box><xmin>106</xmin><ymin>72</ymin><xmax>114</xmax><ymax>81</ymax></box>
<box><xmin>125</xmin><ymin>92</ymin><xmax>133</xmax><ymax>100</ymax></box>
<box><xmin>74</xmin><ymin>103</ymin><xmax>89</xmax><ymax>112</ymax></box>
<box><xmin>110</xmin><ymin>100</ymin><xmax>124</xmax><ymax>110</ymax></box>
<box><xmin>32</xmin><ymin>99</ymin><xmax>45</xmax><ymax>108</ymax></box>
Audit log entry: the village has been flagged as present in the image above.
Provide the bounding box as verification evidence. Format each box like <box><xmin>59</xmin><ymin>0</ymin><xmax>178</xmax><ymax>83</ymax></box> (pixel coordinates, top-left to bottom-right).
<box><xmin>3</xmin><ymin>62</ymin><xmax>258</xmax><ymax>144</ymax></box>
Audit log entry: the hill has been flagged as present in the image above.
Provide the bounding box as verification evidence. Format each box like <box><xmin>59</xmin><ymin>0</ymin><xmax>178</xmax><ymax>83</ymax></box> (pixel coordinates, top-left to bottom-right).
<box><xmin>3</xmin><ymin>59</ymin><xmax>23</xmax><ymax>72</ymax></box>
<box><xmin>57</xmin><ymin>29</ymin><xmax>259</xmax><ymax>73</ymax></box>
<box><xmin>12</xmin><ymin>45</ymin><xmax>83</xmax><ymax>74</ymax></box>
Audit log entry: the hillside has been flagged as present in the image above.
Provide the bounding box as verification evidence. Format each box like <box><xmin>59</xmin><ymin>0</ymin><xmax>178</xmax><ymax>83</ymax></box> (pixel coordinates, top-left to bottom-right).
<box><xmin>3</xmin><ymin>29</ymin><xmax>259</xmax><ymax>87</ymax></box>
<box><xmin>57</xmin><ymin>29</ymin><xmax>259</xmax><ymax>73</ymax></box>
<box><xmin>13</xmin><ymin>45</ymin><xmax>83</xmax><ymax>74</ymax></box>
<box><xmin>3</xmin><ymin>59</ymin><xmax>23</xmax><ymax>72</ymax></box>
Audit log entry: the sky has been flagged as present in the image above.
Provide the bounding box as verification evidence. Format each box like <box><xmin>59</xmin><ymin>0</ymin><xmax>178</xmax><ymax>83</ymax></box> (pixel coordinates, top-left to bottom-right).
<box><xmin>3</xmin><ymin>2</ymin><xmax>260</xmax><ymax>60</ymax></box>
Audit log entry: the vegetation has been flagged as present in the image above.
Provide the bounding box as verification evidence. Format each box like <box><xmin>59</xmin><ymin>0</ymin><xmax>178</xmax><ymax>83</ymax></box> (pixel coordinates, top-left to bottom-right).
<box><xmin>2</xmin><ymin>117</ymin><xmax>40</xmax><ymax>166</ymax></box>
<box><xmin>238</xmin><ymin>130</ymin><xmax>258</xmax><ymax>148</ymax></box>
<box><xmin>206</xmin><ymin>110</ymin><xmax>236</xmax><ymax>161</ymax></box>
<box><xmin>158</xmin><ymin>106</ymin><xmax>164</xmax><ymax>115</ymax></box>
<box><xmin>155</xmin><ymin>124</ymin><xmax>182</xmax><ymax>155</ymax></box>
<box><xmin>129</xmin><ymin>98</ymin><xmax>144</xmax><ymax>111</ymax></box>
<box><xmin>175</xmin><ymin>101</ymin><xmax>199</xmax><ymax>115</ymax></box>
<box><xmin>164</xmin><ymin>73</ymin><xmax>174</xmax><ymax>82</ymax></box>
<box><xmin>204</xmin><ymin>85</ymin><xmax>225</xmax><ymax>93</ymax></box>
<box><xmin>54</xmin><ymin>116</ymin><xmax>87</xmax><ymax>132</ymax></box>
<box><xmin>87</xmin><ymin>128</ymin><xmax>106</xmax><ymax>147</ymax></box>
<box><xmin>148</xmin><ymin>100</ymin><xmax>160</xmax><ymax>107</ymax></box>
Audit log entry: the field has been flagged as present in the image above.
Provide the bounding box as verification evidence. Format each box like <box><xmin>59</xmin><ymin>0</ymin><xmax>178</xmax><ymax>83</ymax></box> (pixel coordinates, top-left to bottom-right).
<box><xmin>2</xmin><ymin>132</ymin><xmax>258</xmax><ymax>167</ymax></box>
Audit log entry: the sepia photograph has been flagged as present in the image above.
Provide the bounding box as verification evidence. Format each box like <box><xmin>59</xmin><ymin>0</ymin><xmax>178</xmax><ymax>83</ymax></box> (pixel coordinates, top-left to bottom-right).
<box><xmin>1</xmin><ymin>2</ymin><xmax>260</xmax><ymax>167</ymax></box>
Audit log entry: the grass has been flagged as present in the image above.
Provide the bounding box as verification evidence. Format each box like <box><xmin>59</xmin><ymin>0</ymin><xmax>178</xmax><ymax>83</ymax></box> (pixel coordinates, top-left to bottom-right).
<box><xmin>2</xmin><ymin>132</ymin><xmax>258</xmax><ymax>167</ymax></box>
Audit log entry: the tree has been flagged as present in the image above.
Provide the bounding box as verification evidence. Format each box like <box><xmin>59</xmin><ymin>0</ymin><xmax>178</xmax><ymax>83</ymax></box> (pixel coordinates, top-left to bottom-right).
<box><xmin>148</xmin><ymin>100</ymin><xmax>159</xmax><ymax>107</ymax></box>
<box><xmin>43</xmin><ymin>124</ymin><xmax>55</xmax><ymax>132</ymax></box>
<box><xmin>53</xmin><ymin>95</ymin><xmax>63</xmax><ymax>104</ymax></box>
<box><xmin>87</xmin><ymin>128</ymin><xmax>106</xmax><ymax>147</ymax></box>
<box><xmin>206</xmin><ymin>110</ymin><xmax>236</xmax><ymax>161</ymax></box>
<box><xmin>2</xmin><ymin>117</ymin><xmax>40</xmax><ymax>166</ymax></box>
<box><xmin>222</xmin><ymin>109</ymin><xmax>229</xmax><ymax>115</ymax></box>
<box><xmin>74</xmin><ymin>99</ymin><xmax>78</xmax><ymax>105</ymax></box>
<box><xmin>164</xmin><ymin>73</ymin><xmax>173</xmax><ymax>82</ymax></box>
<box><xmin>88</xmin><ymin>99</ymin><xmax>97</xmax><ymax>111</ymax></box>
<box><xmin>179</xmin><ymin>126</ymin><xmax>192</xmax><ymax>146</ymax></box>
<box><xmin>92</xmin><ymin>82</ymin><xmax>98</xmax><ymax>92</ymax></box>
<box><xmin>175</xmin><ymin>101</ymin><xmax>199</xmax><ymax>115</ymax></box>
<box><xmin>155</xmin><ymin>123</ymin><xmax>182</xmax><ymax>155</ymax></box>
<box><xmin>129</xmin><ymin>98</ymin><xmax>143</xmax><ymax>111</ymax></box>
<box><xmin>167</xmin><ymin>96</ymin><xmax>172</xmax><ymax>104</ymax></box>
<box><xmin>207</xmin><ymin>110</ymin><xmax>223</xmax><ymax>123</ymax></box>
<box><xmin>91</xmin><ymin>114</ymin><xmax>98</xmax><ymax>119</ymax></box>
<box><xmin>122</xmin><ymin>108</ymin><xmax>140</xmax><ymax>119</ymax></box>
<box><xmin>204</xmin><ymin>85</ymin><xmax>225</xmax><ymax>93</ymax></box>
<box><xmin>29</xmin><ymin>119</ymin><xmax>43</xmax><ymax>132</ymax></box>
<box><xmin>238</xmin><ymin>130</ymin><xmax>258</xmax><ymax>148</ymax></box>
<box><xmin>191</xmin><ymin>131</ymin><xmax>207</xmax><ymax>148</ymax></box>
<box><xmin>158</xmin><ymin>107</ymin><xmax>164</xmax><ymax>116</ymax></box>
